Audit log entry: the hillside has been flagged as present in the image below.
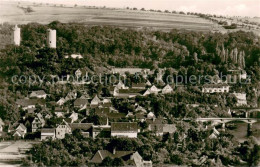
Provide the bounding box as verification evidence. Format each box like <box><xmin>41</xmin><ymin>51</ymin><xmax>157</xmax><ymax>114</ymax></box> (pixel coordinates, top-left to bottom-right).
<box><xmin>0</xmin><ymin>1</ymin><xmax>217</xmax><ymax>32</ymax></box>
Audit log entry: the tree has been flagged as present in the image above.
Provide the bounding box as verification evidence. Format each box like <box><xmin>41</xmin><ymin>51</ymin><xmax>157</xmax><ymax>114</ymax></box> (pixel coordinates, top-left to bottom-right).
<box><xmin>112</xmin><ymin>157</ymin><xmax>124</xmax><ymax>166</ymax></box>
<box><xmin>100</xmin><ymin>157</ymin><xmax>113</xmax><ymax>166</ymax></box>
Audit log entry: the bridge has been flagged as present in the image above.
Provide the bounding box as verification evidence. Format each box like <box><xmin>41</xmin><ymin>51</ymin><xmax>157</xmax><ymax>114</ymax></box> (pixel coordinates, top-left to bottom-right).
<box><xmin>196</xmin><ymin>118</ymin><xmax>259</xmax><ymax>130</ymax></box>
<box><xmin>231</xmin><ymin>107</ymin><xmax>260</xmax><ymax>118</ymax></box>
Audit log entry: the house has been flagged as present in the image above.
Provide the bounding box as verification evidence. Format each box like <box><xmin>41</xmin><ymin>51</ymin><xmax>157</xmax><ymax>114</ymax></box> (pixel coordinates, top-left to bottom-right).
<box><xmin>55</xmin><ymin>119</ymin><xmax>72</xmax><ymax>139</ymax></box>
<box><xmin>107</xmin><ymin>113</ymin><xmax>127</xmax><ymax>121</ymax></box>
<box><xmin>147</xmin><ymin>112</ymin><xmax>156</xmax><ymax>119</ymax></box>
<box><xmin>75</xmin><ymin>69</ymin><xmax>82</xmax><ymax>77</ymax></box>
<box><xmin>111</xmin><ymin>122</ymin><xmax>138</xmax><ymax>138</ymax></box>
<box><xmin>41</xmin><ymin>128</ymin><xmax>55</xmax><ymax>141</ymax></box>
<box><xmin>135</xmin><ymin>105</ymin><xmax>147</xmax><ymax>113</ymax></box>
<box><xmin>91</xmin><ymin>95</ymin><xmax>101</xmax><ymax>107</ymax></box>
<box><xmin>95</xmin><ymin>107</ymin><xmax>110</xmax><ymax>116</ymax></box>
<box><xmin>92</xmin><ymin>124</ymin><xmax>111</xmax><ymax>139</ymax></box>
<box><xmin>162</xmin><ymin>84</ymin><xmax>174</xmax><ymax>94</ymax></box>
<box><xmin>69</xmin><ymin>112</ymin><xmax>78</xmax><ymax>123</ymax></box>
<box><xmin>114</xmin><ymin>89</ymin><xmax>144</xmax><ymax>98</ymax></box>
<box><xmin>57</xmin><ymin>98</ymin><xmax>66</xmax><ymax>106</ymax></box>
<box><xmin>8</xmin><ymin>123</ymin><xmax>27</xmax><ymax>138</ymax></box>
<box><xmin>65</xmin><ymin>92</ymin><xmax>77</xmax><ymax>101</ymax></box>
<box><xmin>80</xmin><ymin>93</ymin><xmax>91</xmax><ymax>99</ymax></box>
<box><xmin>143</xmin><ymin>85</ymin><xmax>160</xmax><ymax>96</ymax></box>
<box><xmin>228</xmin><ymin>69</ymin><xmax>247</xmax><ymax>80</ymax></box>
<box><xmin>16</xmin><ymin>99</ymin><xmax>45</xmax><ymax>110</ymax></box>
<box><xmin>202</xmin><ymin>84</ymin><xmax>230</xmax><ymax>93</ymax></box>
<box><xmin>115</xmin><ymin>80</ymin><xmax>128</xmax><ymax>89</ymax></box>
<box><xmin>111</xmin><ymin>68</ymin><xmax>150</xmax><ymax>76</ymax></box>
<box><xmin>74</xmin><ymin>98</ymin><xmax>88</xmax><ymax>109</ymax></box>
<box><xmin>209</xmin><ymin>128</ymin><xmax>220</xmax><ymax>139</ymax></box>
<box><xmin>89</xmin><ymin>149</ymin><xmax>152</xmax><ymax>167</ymax></box>
<box><xmin>0</xmin><ymin>118</ymin><xmax>5</xmax><ymax>136</ymax></box>
<box><xmin>143</xmin><ymin>89</ymin><xmax>151</xmax><ymax>96</ymax></box>
<box><xmin>65</xmin><ymin>54</ymin><xmax>83</xmax><ymax>59</ymax></box>
<box><xmin>148</xmin><ymin>124</ymin><xmax>176</xmax><ymax>136</ymax></box>
<box><xmin>102</xmin><ymin>98</ymin><xmax>112</xmax><ymax>107</ymax></box>
<box><xmin>150</xmin><ymin>85</ymin><xmax>161</xmax><ymax>94</ymax></box>
<box><xmin>32</xmin><ymin>113</ymin><xmax>45</xmax><ymax>132</ymax></box>
<box><xmin>69</xmin><ymin>123</ymin><xmax>93</xmax><ymax>137</ymax></box>
<box><xmin>54</xmin><ymin>107</ymin><xmax>67</xmax><ymax>118</ymax></box>
<box><xmin>29</xmin><ymin>90</ymin><xmax>47</xmax><ymax>99</ymax></box>
<box><xmin>146</xmin><ymin>80</ymin><xmax>152</xmax><ymax>86</ymax></box>
<box><xmin>233</xmin><ymin>93</ymin><xmax>247</xmax><ymax>106</ymax></box>
<box><xmin>132</xmin><ymin>83</ymin><xmax>146</xmax><ymax>90</ymax></box>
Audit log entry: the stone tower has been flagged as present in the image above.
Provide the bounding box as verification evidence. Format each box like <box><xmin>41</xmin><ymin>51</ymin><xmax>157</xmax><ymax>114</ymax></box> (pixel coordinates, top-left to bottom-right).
<box><xmin>13</xmin><ymin>25</ymin><xmax>21</xmax><ymax>46</ymax></box>
<box><xmin>47</xmin><ymin>29</ymin><xmax>56</xmax><ymax>48</ymax></box>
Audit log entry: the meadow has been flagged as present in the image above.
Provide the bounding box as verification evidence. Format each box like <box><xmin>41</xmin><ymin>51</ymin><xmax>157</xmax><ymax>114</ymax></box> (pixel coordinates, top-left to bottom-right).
<box><xmin>0</xmin><ymin>1</ymin><xmax>215</xmax><ymax>31</ymax></box>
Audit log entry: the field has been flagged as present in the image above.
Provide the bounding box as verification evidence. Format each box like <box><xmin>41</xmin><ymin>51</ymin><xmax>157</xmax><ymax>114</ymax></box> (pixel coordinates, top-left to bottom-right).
<box><xmin>0</xmin><ymin>140</ymin><xmax>39</xmax><ymax>166</ymax></box>
<box><xmin>0</xmin><ymin>1</ymin><xmax>217</xmax><ymax>32</ymax></box>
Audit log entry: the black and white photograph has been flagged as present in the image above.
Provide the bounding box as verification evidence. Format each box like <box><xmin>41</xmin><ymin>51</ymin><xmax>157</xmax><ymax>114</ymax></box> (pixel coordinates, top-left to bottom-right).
<box><xmin>0</xmin><ymin>0</ymin><xmax>259</xmax><ymax>166</ymax></box>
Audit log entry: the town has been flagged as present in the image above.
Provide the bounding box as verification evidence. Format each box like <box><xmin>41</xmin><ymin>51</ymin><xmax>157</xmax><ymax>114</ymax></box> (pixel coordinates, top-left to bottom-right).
<box><xmin>0</xmin><ymin>19</ymin><xmax>259</xmax><ymax>166</ymax></box>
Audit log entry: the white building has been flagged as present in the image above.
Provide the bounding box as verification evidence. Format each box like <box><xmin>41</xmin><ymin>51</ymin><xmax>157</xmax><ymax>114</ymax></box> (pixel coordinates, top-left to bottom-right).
<box><xmin>29</xmin><ymin>90</ymin><xmax>47</xmax><ymax>99</ymax></box>
<box><xmin>13</xmin><ymin>25</ymin><xmax>21</xmax><ymax>46</ymax></box>
<box><xmin>233</xmin><ymin>93</ymin><xmax>247</xmax><ymax>106</ymax></box>
<box><xmin>41</xmin><ymin>128</ymin><xmax>55</xmax><ymax>141</ymax></box>
<box><xmin>162</xmin><ymin>84</ymin><xmax>173</xmax><ymax>94</ymax></box>
<box><xmin>47</xmin><ymin>29</ymin><xmax>56</xmax><ymax>48</ymax></box>
<box><xmin>91</xmin><ymin>95</ymin><xmax>101</xmax><ymax>106</ymax></box>
<box><xmin>202</xmin><ymin>84</ymin><xmax>230</xmax><ymax>93</ymax></box>
<box><xmin>111</xmin><ymin>122</ymin><xmax>138</xmax><ymax>138</ymax></box>
<box><xmin>55</xmin><ymin>120</ymin><xmax>71</xmax><ymax>139</ymax></box>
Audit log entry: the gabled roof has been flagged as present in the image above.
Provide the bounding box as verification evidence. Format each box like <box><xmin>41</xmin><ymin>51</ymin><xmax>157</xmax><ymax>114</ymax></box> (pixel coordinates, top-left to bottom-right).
<box><xmin>132</xmin><ymin>83</ymin><xmax>146</xmax><ymax>88</ymax></box>
<box><xmin>66</xmin><ymin>92</ymin><xmax>77</xmax><ymax>100</ymax></box>
<box><xmin>162</xmin><ymin>84</ymin><xmax>173</xmax><ymax>91</ymax></box>
<box><xmin>203</xmin><ymin>84</ymin><xmax>229</xmax><ymax>88</ymax></box>
<box><xmin>56</xmin><ymin>98</ymin><xmax>66</xmax><ymax>105</ymax></box>
<box><xmin>69</xmin><ymin>123</ymin><xmax>93</xmax><ymax>131</ymax></box>
<box><xmin>74</xmin><ymin>98</ymin><xmax>88</xmax><ymax>106</ymax></box>
<box><xmin>80</xmin><ymin>94</ymin><xmax>91</xmax><ymax>99</ymax></box>
<box><xmin>89</xmin><ymin>150</ymin><xmax>136</xmax><ymax>164</ymax></box>
<box><xmin>107</xmin><ymin>113</ymin><xmax>126</xmax><ymax>119</ymax></box>
<box><xmin>91</xmin><ymin>95</ymin><xmax>101</xmax><ymax>104</ymax></box>
<box><xmin>146</xmin><ymin>80</ymin><xmax>152</xmax><ymax>86</ymax></box>
<box><xmin>17</xmin><ymin>123</ymin><xmax>27</xmax><ymax>131</ymax></box>
<box><xmin>163</xmin><ymin>124</ymin><xmax>176</xmax><ymax>133</ymax></box>
<box><xmin>30</xmin><ymin>90</ymin><xmax>46</xmax><ymax>96</ymax></box>
<box><xmin>111</xmin><ymin>122</ymin><xmax>138</xmax><ymax>133</ymax></box>
<box><xmin>36</xmin><ymin>113</ymin><xmax>45</xmax><ymax>124</ymax></box>
<box><xmin>41</xmin><ymin>128</ymin><xmax>55</xmax><ymax>133</ymax></box>
<box><xmin>135</xmin><ymin>105</ymin><xmax>147</xmax><ymax>113</ymax></box>
<box><xmin>95</xmin><ymin>107</ymin><xmax>110</xmax><ymax>116</ymax></box>
<box><xmin>16</xmin><ymin>99</ymin><xmax>45</xmax><ymax>107</ymax></box>
<box><xmin>150</xmin><ymin>85</ymin><xmax>160</xmax><ymax>92</ymax></box>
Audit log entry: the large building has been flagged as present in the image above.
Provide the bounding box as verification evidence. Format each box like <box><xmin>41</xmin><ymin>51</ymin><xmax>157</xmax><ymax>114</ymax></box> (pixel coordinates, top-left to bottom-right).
<box><xmin>13</xmin><ymin>25</ymin><xmax>21</xmax><ymax>46</ymax></box>
<box><xmin>47</xmin><ymin>29</ymin><xmax>56</xmax><ymax>48</ymax></box>
<box><xmin>111</xmin><ymin>122</ymin><xmax>138</xmax><ymax>138</ymax></box>
<box><xmin>202</xmin><ymin>84</ymin><xmax>230</xmax><ymax>93</ymax></box>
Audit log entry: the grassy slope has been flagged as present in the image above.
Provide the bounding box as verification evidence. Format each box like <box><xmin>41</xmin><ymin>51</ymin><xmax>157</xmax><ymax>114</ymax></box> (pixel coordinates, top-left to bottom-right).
<box><xmin>0</xmin><ymin>1</ymin><xmax>215</xmax><ymax>31</ymax></box>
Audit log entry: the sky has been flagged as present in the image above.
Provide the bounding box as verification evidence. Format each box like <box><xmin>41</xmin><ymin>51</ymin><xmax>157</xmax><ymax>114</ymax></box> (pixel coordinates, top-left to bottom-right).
<box><xmin>4</xmin><ymin>0</ymin><xmax>260</xmax><ymax>17</ymax></box>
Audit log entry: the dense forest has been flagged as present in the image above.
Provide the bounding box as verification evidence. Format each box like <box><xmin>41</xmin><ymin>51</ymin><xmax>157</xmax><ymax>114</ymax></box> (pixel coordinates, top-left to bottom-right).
<box><xmin>0</xmin><ymin>21</ymin><xmax>259</xmax><ymax>79</ymax></box>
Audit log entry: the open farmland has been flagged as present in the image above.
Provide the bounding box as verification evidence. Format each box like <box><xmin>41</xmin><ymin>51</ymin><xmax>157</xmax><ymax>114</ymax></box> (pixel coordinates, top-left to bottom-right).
<box><xmin>0</xmin><ymin>1</ymin><xmax>217</xmax><ymax>32</ymax></box>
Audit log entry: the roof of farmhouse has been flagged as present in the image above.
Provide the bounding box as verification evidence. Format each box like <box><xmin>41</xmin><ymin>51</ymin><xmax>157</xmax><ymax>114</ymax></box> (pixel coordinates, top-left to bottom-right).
<box><xmin>111</xmin><ymin>122</ymin><xmax>138</xmax><ymax>132</ymax></box>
